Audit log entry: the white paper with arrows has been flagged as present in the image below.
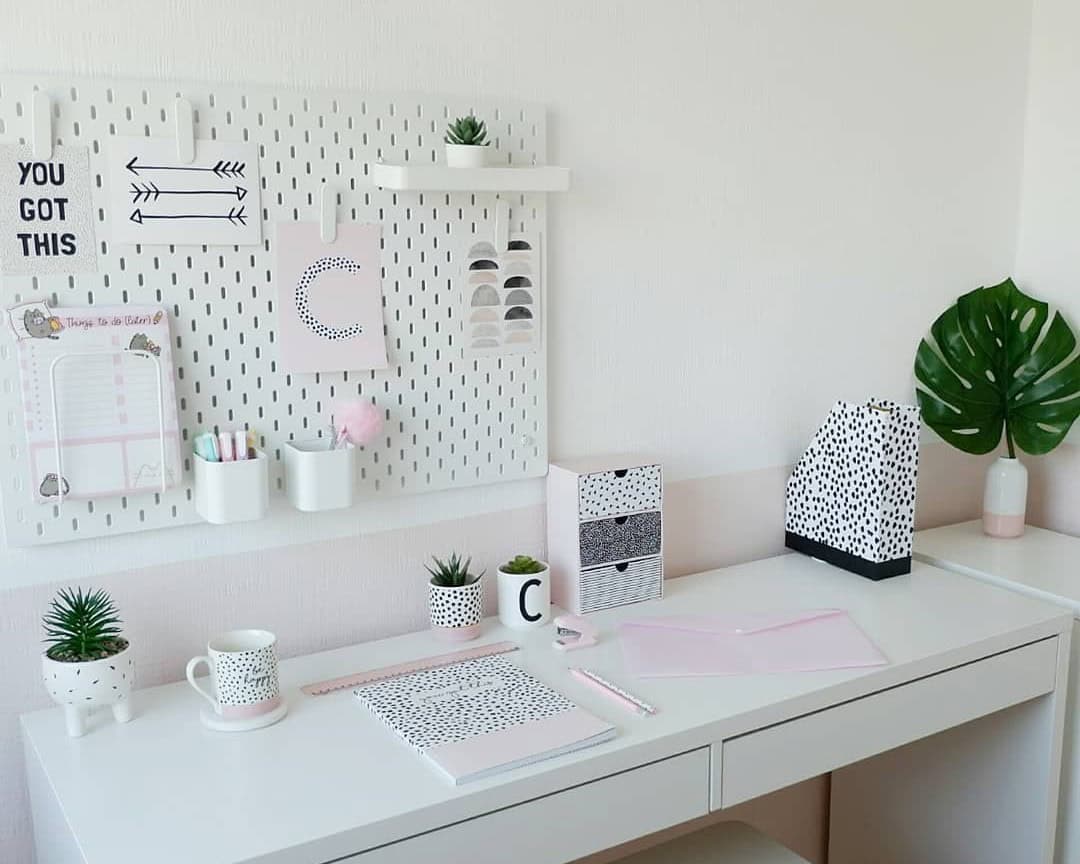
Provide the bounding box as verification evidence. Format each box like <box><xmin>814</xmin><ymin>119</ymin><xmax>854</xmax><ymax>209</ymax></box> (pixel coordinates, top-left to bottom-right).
<box><xmin>108</xmin><ymin>138</ymin><xmax>261</xmax><ymax>246</ymax></box>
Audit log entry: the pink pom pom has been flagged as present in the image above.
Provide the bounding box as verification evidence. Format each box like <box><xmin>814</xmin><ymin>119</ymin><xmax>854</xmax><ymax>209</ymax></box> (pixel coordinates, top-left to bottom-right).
<box><xmin>334</xmin><ymin>400</ymin><xmax>383</xmax><ymax>447</ymax></box>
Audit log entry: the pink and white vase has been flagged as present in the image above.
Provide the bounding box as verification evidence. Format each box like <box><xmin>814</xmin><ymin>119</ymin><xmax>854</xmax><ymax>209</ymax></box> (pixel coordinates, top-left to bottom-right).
<box><xmin>983</xmin><ymin>456</ymin><xmax>1028</xmax><ymax>538</ymax></box>
<box><xmin>429</xmin><ymin>580</ymin><xmax>484</xmax><ymax>641</ymax></box>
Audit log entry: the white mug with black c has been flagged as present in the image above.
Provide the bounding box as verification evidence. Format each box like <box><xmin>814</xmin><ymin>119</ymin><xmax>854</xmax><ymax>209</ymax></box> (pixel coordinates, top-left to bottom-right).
<box><xmin>186</xmin><ymin>629</ymin><xmax>285</xmax><ymax>729</ymax></box>
<box><xmin>497</xmin><ymin>562</ymin><xmax>551</xmax><ymax>629</ymax></box>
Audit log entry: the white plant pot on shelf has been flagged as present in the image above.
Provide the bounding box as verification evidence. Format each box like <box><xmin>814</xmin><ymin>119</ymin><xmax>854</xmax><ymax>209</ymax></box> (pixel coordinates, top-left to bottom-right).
<box><xmin>284</xmin><ymin>440</ymin><xmax>355</xmax><ymax>512</ymax></box>
<box><xmin>429</xmin><ymin>580</ymin><xmax>484</xmax><ymax>641</ymax></box>
<box><xmin>445</xmin><ymin>144</ymin><xmax>489</xmax><ymax>169</ymax></box>
<box><xmin>983</xmin><ymin>456</ymin><xmax>1028</xmax><ymax>538</ymax></box>
<box><xmin>42</xmin><ymin>642</ymin><xmax>134</xmax><ymax>737</ymax></box>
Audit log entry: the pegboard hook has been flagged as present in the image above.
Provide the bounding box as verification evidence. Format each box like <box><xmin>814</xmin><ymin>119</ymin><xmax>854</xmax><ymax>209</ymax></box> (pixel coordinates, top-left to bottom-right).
<box><xmin>175</xmin><ymin>97</ymin><xmax>195</xmax><ymax>164</ymax></box>
<box><xmin>31</xmin><ymin>91</ymin><xmax>53</xmax><ymax>160</ymax></box>
<box><xmin>320</xmin><ymin>183</ymin><xmax>337</xmax><ymax>243</ymax></box>
<box><xmin>494</xmin><ymin>194</ymin><xmax>510</xmax><ymax>253</ymax></box>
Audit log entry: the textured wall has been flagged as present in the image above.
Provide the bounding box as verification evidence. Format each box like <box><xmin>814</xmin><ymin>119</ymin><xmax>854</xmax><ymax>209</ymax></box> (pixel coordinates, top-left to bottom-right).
<box><xmin>0</xmin><ymin>0</ymin><xmax>1040</xmax><ymax>860</ymax></box>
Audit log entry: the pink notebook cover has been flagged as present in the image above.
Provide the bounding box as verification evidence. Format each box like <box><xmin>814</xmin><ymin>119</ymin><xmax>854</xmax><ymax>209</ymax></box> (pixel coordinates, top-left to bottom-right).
<box><xmin>619</xmin><ymin>609</ymin><xmax>888</xmax><ymax>678</ymax></box>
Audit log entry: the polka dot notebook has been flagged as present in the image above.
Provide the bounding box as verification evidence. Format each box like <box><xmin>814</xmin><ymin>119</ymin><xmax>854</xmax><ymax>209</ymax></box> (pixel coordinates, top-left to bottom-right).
<box><xmin>354</xmin><ymin>655</ymin><xmax>615</xmax><ymax>785</ymax></box>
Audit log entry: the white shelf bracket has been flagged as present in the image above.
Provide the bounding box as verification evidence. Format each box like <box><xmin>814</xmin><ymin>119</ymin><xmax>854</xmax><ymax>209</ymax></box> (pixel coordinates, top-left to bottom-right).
<box><xmin>320</xmin><ymin>183</ymin><xmax>337</xmax><ymax>243</ymax></box>
<box><xmin>31</xmin><ymin>91</ymin><xmax>53</xmax><ymax>160</ymax></box>
<box><xmin>175</xmin><ymin>97</ymin><xmax>195</xmax><ymax>164</ymax></box>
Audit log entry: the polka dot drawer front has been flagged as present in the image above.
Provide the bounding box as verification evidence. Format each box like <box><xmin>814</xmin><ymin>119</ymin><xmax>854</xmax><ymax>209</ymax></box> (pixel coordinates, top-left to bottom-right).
<box><xmin>579</xmin><ymin>557</ymin><xmax>663</xmax><ymax>613</ymax></box>
<box><xmin>785</xmin><ymin>399</ymin><xmax>920</xmax><ymax>580</ymax></box>
<box><xmin>578</xmin><ymin>465</ymin><xmax>662</xmax><ymax>520</ymax></box>
<box><xmin>579</xmin><ymin>512</ymin><xmax>663</xmax><ymax>568</ymax></box>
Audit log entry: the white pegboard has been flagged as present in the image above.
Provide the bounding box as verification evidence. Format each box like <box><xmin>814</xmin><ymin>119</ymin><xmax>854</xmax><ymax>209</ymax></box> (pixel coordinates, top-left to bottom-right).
<box><xmin>0</xmin><ymin>73</ymin><xmax>549</xmax><ymax>545</ymax></box>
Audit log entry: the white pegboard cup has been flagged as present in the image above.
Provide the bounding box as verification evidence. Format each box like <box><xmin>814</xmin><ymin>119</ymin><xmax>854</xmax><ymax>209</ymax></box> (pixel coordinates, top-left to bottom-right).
<box><xmin>284</xmin><ymin>440</ymin><xmax>355</xmax><ymax>512</ymax></box>
<box><xmin>194</xmin><ymin>450</ymin><xmax>269</xmax><ymax>524</ymax></box>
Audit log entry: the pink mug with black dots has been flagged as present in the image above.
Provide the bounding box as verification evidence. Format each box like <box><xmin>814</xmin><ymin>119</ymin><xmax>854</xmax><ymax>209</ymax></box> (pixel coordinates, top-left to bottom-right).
<box><xmin>186</xmin><ymin>629</ymin><xmax>281</xmax><ymax>720</ymax></box>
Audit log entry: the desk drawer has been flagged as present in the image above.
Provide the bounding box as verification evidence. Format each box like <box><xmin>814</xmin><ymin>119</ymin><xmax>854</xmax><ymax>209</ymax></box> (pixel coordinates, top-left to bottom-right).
<box><xmin>713</xmin><ymin>637</ymin><xmax>1058</xmax><ymax>808</ymax></box>
<box><xmin>353</xmin><ymin>749</ymin><xmax>709</xmax><ymax>864</ymax></box>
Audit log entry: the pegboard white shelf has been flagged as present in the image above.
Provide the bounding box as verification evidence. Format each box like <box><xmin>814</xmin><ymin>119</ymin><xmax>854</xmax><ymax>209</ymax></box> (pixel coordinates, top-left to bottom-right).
<box><xmin>0</xmin><ymin>74</ymin><xmax>552</xmax><ymax>546</ymax></box>
<box><xmin>371</xmin><ymin>163</ymin><xmax>570</xmax><ymax>191</ymax></box>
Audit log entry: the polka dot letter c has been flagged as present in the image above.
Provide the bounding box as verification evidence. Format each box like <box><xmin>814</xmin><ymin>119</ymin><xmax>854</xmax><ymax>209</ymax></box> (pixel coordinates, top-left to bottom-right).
<box><xmin>295</xmin><ymin>255</ymin><xmax>365</xmax><ymax>340</ymax></box>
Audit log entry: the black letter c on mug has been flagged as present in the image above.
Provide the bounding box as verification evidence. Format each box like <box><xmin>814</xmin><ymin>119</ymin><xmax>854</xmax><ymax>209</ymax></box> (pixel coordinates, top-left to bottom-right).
<box><xmin>518</xmin><ymin>578</ymin><xmax>542</xmax><ymax>622</ymax></box>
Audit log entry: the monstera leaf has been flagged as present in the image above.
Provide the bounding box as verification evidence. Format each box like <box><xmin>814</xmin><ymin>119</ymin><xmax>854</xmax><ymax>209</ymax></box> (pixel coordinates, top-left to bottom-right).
<box><xmin>915</xmin><ymin>278</ymin><xmax>1080</xmax><ymax>456</ymax></box>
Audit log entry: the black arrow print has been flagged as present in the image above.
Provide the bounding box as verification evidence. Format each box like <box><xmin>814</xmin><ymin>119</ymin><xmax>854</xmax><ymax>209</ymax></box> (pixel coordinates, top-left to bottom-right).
<box><xmin>129</xmin><ymin>206</ymin><xmax>248</xmax><ymax>225</ymax></box>
<box><xmin>126</xmin><ymin>156</ymin><xmax>246</xmax><ymax>178</ymax></box>
<box><xmin>129</xmin><ymin>182</ymin><xmax>248</xmax><ymax>203</ymax></box>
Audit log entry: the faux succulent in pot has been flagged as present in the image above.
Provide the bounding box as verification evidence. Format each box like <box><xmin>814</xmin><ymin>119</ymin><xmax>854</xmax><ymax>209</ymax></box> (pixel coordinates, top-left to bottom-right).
<box><xmin>444</xmin><ymin>114</ymin><xmax>491</xmax><ymax>168</ymax></box>
<box><xmin>427</xmin><ymin>553</ymin><xmax>485</xmax><ymax>641</ymax></box>
<box><xmin>41</xmin><ymin>587</ymin><xmax>135</xmax><ymax>736</ymax></box>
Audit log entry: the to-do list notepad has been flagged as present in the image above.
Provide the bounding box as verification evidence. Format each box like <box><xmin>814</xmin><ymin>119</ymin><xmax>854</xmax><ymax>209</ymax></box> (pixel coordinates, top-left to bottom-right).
<box><xmin>6</xmin><ymin>302</ymin><xmax>181</xmax><ymax>502</ymax></box>
<box><xmin>355</xmin><ymin>654</ymin><xmax>616</xmax><ymax>785</ymax></box>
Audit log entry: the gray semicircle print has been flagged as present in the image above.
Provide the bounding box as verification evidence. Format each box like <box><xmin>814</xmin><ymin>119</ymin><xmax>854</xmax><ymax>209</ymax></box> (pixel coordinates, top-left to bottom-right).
<box><xmin>505</xmin><ymin>289</ymin><xmax>533</xmax><ymax>305</ymax></box>
<box><xmin>471</xmin><ymin>323</ymin><xmax>500</xmax><ymax>338</ymax></box>
<box><xmin>503</xmin><ymin>276</ymin><xmax>533</xmax><ymax>289</ymax></box>
<box><xmin>468</xmin><ymin>241</ymin><xmax>497</xmax><ymax>257</ymax></box>
<box><xmin>468</xmin><ymin>259</ymin><xmax>499</xmax><ymax>271</ymax></box>
<box><xmin>470</xmin><ymin>285</ymin><xmax>500</xmax><ymax>307</ymax></box>
<box><xmin>505</xmin><ymin>306</ymin><xmax>533</xmax><ymax>320</ymax></box>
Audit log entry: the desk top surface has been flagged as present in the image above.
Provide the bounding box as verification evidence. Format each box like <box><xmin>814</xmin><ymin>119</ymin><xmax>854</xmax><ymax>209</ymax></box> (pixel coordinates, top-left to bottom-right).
<box><xmin>916</xmin><ymin>521</ymin><xmax>1080</xmax><ymax>615</ymax></box>
<box><xmin>22</xmin><ymin>553</ymin><xmax>1071</xmax><ymax>864</ymax></box>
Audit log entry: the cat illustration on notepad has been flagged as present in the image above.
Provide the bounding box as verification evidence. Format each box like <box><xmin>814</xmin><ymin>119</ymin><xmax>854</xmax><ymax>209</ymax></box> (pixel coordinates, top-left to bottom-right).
<box><xmin>23</xmin><ymin>308</ymin><xmax>63</xmax><ymax>340</ymax></box>
<box><xmin>128</xmin><ymin>333</ymin><xmax>161</xmax><ymax>356</ymax></box>
<box><xmin>39</xmin><ymin>473</ymin><xmax>70</xmax><ymax>498</ymax></box>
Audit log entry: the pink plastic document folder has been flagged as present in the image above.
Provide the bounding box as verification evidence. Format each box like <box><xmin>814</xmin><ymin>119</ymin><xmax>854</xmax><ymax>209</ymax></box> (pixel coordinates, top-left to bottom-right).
<box><xmin>619</xmin><ymin>609</ymin><xmax>888</xmax><ymax>678</ymax></box>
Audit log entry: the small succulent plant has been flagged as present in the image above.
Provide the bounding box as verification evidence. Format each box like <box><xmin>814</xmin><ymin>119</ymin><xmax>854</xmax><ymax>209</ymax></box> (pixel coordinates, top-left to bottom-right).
<box><xmin>426</xmin><ymin>553</ymin><xmax>484</xmax><ymax>587</ymax></box>
<box><xmin>445</xmin><ymin>115</ymin><xmax>489</xmax><ymax>147</ymax></box>
<box><xmin>500</xmin><ymin>555</ymin><xmax>546</xmax><ymax>575</ymax></box>
<box><xmin>43</xmin><ymin>587</ymin><xmax>127</xmax><ymax>662</ymax></box>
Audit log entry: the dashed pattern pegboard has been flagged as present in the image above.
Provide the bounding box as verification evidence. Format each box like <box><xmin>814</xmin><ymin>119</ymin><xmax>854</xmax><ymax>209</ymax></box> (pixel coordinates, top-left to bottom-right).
<box><xmin>0</xmin><ymin>73</ymin><xmax>549</xmax><ymax>545</ymax></box>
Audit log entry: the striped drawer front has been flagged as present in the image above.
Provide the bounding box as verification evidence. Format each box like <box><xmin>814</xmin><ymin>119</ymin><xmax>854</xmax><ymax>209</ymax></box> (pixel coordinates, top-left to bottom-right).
<box><xmin>579</xmin><ymin>511</ymin><xmax>662</xmax><ymax>567</ymax></box>
<box><xmin>578</xmin><ymin>465</ymin><xmax>662</xmax><ymax>520</ymax></box>
<box><xmin>580</xmin><ymin>556</ymin><xmax>663</xmax><ymax>612</ymax></box>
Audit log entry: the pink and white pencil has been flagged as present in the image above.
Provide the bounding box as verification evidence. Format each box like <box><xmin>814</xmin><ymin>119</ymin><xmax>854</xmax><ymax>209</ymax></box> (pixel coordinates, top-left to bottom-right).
<box><xmin>570</xmin><ymin>667</ymin><xmax>657</xmax><ymax>716</ymax></box>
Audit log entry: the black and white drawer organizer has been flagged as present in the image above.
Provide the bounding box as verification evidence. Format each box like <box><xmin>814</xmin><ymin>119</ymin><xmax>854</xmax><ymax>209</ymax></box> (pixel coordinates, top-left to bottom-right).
<box><xmin>548</xmin><ymin>456</ymin><xmax>664</xmax><ymax>614</ymax></box>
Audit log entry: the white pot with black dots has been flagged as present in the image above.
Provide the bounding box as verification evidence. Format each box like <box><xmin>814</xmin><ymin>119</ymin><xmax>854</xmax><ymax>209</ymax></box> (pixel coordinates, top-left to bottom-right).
<box><xmin>42</xmin><ymin>641</ymin><xmax>135</xmax><ymax>737</ymax></box>
<box><xmin>428</xmin><ymin>580</ymin><xmax>484</xmax><ymax>642</ymax></box>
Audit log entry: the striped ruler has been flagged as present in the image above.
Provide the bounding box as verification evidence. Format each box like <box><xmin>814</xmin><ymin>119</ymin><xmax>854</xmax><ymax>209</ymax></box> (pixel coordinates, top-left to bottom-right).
<box><xmin>301</xmin><ymin>640</ymin><xmax>521</xmax><ymax>696</ymax></box>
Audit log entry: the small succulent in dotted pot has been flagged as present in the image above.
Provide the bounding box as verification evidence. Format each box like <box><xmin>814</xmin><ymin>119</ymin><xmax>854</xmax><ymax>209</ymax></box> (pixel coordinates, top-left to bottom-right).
<box><xmin>41</xmin><ymin>587</ymin><xmax>135</xmax><ymax>737</ymax></box>
<box><xmin>426</xmin><ymin>553</ymin><xmax>485</xmax><ymax>641</ymax></box>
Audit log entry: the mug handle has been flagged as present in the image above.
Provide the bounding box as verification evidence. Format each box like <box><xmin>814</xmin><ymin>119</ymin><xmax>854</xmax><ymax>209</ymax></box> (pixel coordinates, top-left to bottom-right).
<box><xmin>185</xmin><ymin>656</ymin><xmax>219</xmax><ymax>713</ymax></box>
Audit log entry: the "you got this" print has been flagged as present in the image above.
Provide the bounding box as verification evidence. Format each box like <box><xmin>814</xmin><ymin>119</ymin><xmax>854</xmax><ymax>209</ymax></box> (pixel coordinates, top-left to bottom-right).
<box><xmin>0</xmin><ymin>144</ymin><xmax>97</xmax><ymax>276</ymax></box>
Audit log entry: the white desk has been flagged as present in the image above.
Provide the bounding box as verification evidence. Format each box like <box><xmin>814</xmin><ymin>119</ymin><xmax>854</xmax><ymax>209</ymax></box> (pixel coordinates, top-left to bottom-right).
<box><xmin>22</xmin><ymin>554</ymin><xmax>1072</xmax><ymax>864</ymax></box>
<box><xmin>916</xmin><ymin>521</ymin><xmax>1080</xmax><ymax>864</ymax></box>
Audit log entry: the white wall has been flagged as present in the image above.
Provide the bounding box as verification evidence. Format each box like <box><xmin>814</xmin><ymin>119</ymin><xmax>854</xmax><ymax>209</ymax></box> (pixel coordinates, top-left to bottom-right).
<box><xmin>1014</xmin><ymin>0</ymin><xmax>1080</xmax><ymax>534</ymax></box>
<box><xmin>1016</xmin><ymin>0</ymin><xmax>1080</xmax><ymax>308</ymax></box>
<box><xmin>0</xmin><ymin>1</ymin><xmax>1037</xmax><ymax>861</ymax></box>
<box><xmin>0</xmin><ymin>0</ymin><xmax>1035</xmax><ymax>585</ymax></box>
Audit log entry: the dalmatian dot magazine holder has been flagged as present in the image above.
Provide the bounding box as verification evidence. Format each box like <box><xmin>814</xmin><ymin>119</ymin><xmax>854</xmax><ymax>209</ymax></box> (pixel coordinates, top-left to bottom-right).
<box><xmin>785</xmin><ymin>399</ymin><xmax>920</xmax><ymax>580</ymax></box>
